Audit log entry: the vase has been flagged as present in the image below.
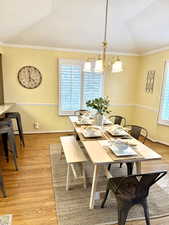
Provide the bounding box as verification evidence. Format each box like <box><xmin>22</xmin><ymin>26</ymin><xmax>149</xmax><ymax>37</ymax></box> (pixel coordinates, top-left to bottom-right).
<box><xmin>95</xmin><ymin>113</ymin><xmax>103</xmax><ymax>126</ymax></box>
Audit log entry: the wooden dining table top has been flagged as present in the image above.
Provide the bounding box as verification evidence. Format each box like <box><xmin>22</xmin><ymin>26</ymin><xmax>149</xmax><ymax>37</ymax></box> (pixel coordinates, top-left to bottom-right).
<box><xmin>69</xmin><ymin>116</ymin><xmax>162</xmax><ymax>165</ymax></box>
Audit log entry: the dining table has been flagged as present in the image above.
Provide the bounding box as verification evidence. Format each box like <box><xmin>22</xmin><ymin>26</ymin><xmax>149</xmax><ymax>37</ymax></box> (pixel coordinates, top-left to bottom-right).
<box><xmin>69</xmin><ymin>115</ymin><xmax>162</xmax><ymax>209</ymax></box>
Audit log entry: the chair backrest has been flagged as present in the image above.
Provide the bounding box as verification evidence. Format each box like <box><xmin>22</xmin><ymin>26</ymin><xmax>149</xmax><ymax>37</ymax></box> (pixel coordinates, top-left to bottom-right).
<box><xmin>125</xmin><ymin>125</ymin><xmax>148</xmax><ymax>143</ymax></box>
<box><xmin>109</xmin><ymin>170</ymin><xmax>167</xmax><ymax>200</ymax></box>
<box><xmin>109</xmin><ymin>115</ymin><xmax>126</xmax><ymax>126</ymax></box>
<box><xmin>74</xmin><ymin>109</ymin><xmax>88</xmax><ymax>116</ymax></box>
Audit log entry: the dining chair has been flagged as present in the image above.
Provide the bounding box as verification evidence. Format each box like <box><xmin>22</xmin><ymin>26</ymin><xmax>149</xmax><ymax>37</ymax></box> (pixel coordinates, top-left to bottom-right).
<box><xmin>109</xmin><ymin>115</ymin><xmax>126</xmax><ymax>126</ymax></box>
<box><xmin>119</xmin><ymin>125</ymin><xmax>148</xmax><ymax>175</ymax></box>
<box><xmin>101</xmin><ymin>170</ymin><xmax>167</xmax><ymax>225</ymax></box>
<box><xmin>74</xmin><ymin>109</ymin><xmax>88</xmax><ymax>116</ymax></box>
<box><xmin>5</xmin><ymin>112</ymin><xmax>25</xmax><ymax>147</ymax></box>
<box><xmin>0</xmin><ymin>119</ymin><xmax>18</xmax><ymax>171</ymax></box>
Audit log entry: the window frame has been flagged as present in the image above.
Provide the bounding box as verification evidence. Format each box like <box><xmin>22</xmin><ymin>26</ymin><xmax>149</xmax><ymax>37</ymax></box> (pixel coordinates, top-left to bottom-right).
<box><xmin>158</xmin><ymin>60</ymin><xmax>169</xmax><ymax>126</ymax></box>
<box><xmin>58</xmin><ymin>59</ymin><xmax>104</xmax><ymax>116</ymax></box>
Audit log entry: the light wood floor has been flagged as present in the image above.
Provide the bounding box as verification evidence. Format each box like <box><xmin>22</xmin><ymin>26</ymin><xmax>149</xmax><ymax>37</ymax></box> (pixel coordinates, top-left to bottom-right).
<box><xmin>0</xmin><ymin>133</ymin><xmax>169</xmax><ymax>225</ymax></box>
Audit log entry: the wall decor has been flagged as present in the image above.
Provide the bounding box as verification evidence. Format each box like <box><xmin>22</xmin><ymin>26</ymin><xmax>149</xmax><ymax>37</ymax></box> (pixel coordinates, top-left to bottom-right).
<box><xmin>18</xmin><ymin>66</ymin><xmax>42</xmax><ymax>89</ymax></box>
<box><xmin>145</xmin><ymin>70</ymin><xmax>155</xmax><ymax>93</ymax></box>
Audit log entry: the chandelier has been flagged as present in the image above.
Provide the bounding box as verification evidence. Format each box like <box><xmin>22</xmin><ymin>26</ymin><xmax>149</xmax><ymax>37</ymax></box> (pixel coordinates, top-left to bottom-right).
<box><xmin>83</xmin><ymin>0</ymin><xmax>123</xmax><ymax>73</ymax></box>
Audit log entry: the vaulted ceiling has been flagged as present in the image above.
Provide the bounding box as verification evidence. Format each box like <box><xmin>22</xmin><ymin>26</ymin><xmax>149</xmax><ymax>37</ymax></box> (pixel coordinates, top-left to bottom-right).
<box><xmin>0</xmin><ymin>0</ymin><xmax>169</xmax><ymax>54</ymax></box>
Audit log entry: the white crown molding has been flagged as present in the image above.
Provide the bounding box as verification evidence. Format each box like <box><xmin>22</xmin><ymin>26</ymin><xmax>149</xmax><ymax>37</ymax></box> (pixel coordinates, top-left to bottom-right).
<box><xmin>141</xmin><ymin>46</ymin><xmax>169</xmax><ymax>56</ymax></box>
<box><xmin>0</xmin><ymin>42</ymin><xmax>139</xmax><ymax>56</ymax></box>
<box><xmin>2</xmin><ymin>41</ymin><xmax>169</xmax><ymax>57</ymax></box>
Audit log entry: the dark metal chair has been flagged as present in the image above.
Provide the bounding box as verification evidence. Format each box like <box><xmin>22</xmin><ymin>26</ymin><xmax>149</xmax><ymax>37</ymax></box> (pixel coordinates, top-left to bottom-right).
<box><xmin>5</xmin><ymin>112</ymin><xmax>25</xmax><ymax>147</ymax></box>
<box><xmin>109</xmin><ymin>115</ymin><xmax>126</xmax><ymax>126</ymax></box>
<box><xmin>0</xmin><ymin>119</ymin><xmax>18</xmax><ymax>171</ymax></box>
<box><xmin>125</xmin><ymin>125</ymin><xmax>148</xmax><ymax>144</ymax></box>
<box><xmin>101</xmin><ymin>170</ymin><xmax>167</xmax><ymax>225</ymax></box>
<box><xmin>120</xmin><ymin>125</ymin><xmax>148</xmax><ymax>175</ymax></box>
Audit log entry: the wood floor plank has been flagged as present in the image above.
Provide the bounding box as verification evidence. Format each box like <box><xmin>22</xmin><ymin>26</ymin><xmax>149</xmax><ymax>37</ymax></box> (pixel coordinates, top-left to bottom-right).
<box><xmin>0</xmin><ymin>133</ymin><xmax>169</xmax><ymax>225</ymax></box>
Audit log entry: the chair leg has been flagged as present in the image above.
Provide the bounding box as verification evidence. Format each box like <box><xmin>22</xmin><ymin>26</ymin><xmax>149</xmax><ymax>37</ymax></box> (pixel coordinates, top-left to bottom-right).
<box><xmin>0</xmin><ymin>175</ymin><xmax>7</xmax><ymax>198</ymax></box>
<box><xmin>8</xmin><ymin>132</ymin><xmax>18</xmax><ymax>171</ymax></box>
<box><xmin>16</xmin><ymin>115</ymin><xmax>25</xmax><ymax>147</ymax></box>
<box><xmin>2</xmin><ymin>133</ymin><xmax>9</xmax><ymax>162</ymax></box>
<box><xmin>108</xmin><ymin>164</ymin><xmax>111</xmax><ymax>171</ymax></box>
<box><xmin>126</xmin><ymin>162</ymin><xmax>134</xmax><ymax>175</ymax></box>
<box><xmin>141</xmin><ymin>199</ymin><xmax>151</xmax><ymax>225</ymax></box>
<box><xmin>118</xmin><ymin>204</ymin><xmax>130</xmax><ymax>225</ymax></box>
<box><xmin>66</xmin><ymin>164</ymin><xmax>70</xmax><ymax>191</ymax></box>
<box><xmin>101</xmin><ymin>188</ymin><xmax>110</xmax><ymax>208</ymax></box>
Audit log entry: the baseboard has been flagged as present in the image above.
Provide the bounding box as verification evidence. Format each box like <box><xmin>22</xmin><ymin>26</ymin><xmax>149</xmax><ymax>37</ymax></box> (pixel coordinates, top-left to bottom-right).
<box><xmin>148</xmin><ymin>136</ymin><xmax>169</xmax><ymax>146</ymax></box>
<box><xmin>15</xmin><ymin>130</ymin><xmax>169</xmax><ymax>146</ymax></box>
<box><xmin>15</xmin><ymin>130</ymin><xmax>74</xmax><ymax>134</ymax></box>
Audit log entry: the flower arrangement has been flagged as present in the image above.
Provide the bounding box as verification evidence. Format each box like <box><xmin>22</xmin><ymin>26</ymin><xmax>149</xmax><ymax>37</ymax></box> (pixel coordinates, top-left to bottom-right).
<box><xmin>86</xmin><ymin>97</ymin><xmax>111</xmax><ymax>115</ymax></box>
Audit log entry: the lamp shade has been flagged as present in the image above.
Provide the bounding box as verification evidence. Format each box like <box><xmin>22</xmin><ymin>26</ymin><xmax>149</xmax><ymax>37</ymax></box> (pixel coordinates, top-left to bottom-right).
<box><xmin>112</xmin><ymin>59</ymin><xmax>123</xmax><ymax>73</ymax></box>
<box><xmin>94</xmin><ymin>59</ymin><xmax>103</xmax><ymax>73</ymax></box>
<box><xmin>83</xmin><ymin>61</ymin><xmax>92</xmax><ymax>72</ymax></box>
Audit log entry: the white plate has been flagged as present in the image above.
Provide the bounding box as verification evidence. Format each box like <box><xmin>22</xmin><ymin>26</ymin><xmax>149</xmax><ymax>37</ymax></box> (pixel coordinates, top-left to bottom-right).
<box><xmin>82</xmin><ymin>130</ymin><xmax>102</xmax><ymax>138</ymax></box>
<box><xmin>109</xmin><ymin>144</ymin><xmax>137</xmax><ymax>156</ymax></box>
<box><xmin>76</xmin><ymin>121</ymin><xmax>92</xmax><ymax>125</ymax></box>
<box><xmin>107</xmin><ymin>129</ymin><xmax>128</xmax><ymax>137</ymax></box>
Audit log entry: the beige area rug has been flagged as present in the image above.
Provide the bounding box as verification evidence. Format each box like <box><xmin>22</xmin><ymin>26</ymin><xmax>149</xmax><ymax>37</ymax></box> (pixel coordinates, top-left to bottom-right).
<box><xmin>0</xmin><ymin>215</ymin><xmax>12</xmax><ymax>225</ymax></box>
<box><xmin>50</xmin><ymin>143</ymin><xmax>169</xmax><ymax>225</ymax></box>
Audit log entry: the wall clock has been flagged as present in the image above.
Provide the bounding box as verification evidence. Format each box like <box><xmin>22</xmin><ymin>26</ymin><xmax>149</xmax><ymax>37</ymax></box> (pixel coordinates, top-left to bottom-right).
<box><xmin>17</xmin><ymin>66</ymin><xmax>42</xmax><ymax>89</ymax></box>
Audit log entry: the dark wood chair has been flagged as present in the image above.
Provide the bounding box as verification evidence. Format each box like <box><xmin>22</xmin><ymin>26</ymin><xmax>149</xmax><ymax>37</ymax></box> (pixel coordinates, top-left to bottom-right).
<box><xmin>120</xmin><ymin>125</ymin><xmax>148</xmax><ymax>175</ymax></box>
<box><xmin>5</xmin><ymin>112</ymin><xmax>25</xmax><ymax>147</ymax></box>
<box><xmin>109</xmin><ymin>115</ymin><xmax>126</xmax><ymax>126</ymax></box>
<box><xmin>101</xmin><ymin>170</ymin><xmax>167</xmax><ymax>225</ymax></box>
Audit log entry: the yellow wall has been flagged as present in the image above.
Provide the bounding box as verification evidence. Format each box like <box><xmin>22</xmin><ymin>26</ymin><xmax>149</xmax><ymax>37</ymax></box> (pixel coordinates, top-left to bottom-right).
<box><xmin>1</xmin><ymin>46</ymin><xmax>139</xmax><ymax>133</ymax></box>
<box><xmin>133</xmin><ymin>50</ymin><xmax>169</xmax><ymax>143</ymax></box>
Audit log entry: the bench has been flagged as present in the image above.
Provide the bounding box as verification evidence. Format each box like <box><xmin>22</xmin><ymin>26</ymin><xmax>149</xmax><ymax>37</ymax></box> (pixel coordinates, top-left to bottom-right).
<box><xmin>60</xmin><ymin>136</ymin><xmax>88</xmax><ymax>191</ymax></box>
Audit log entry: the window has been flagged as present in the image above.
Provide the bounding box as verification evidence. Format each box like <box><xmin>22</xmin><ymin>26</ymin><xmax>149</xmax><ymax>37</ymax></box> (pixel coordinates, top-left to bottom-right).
<box><xmin>59</xmin><ymin>59</ymin><xmax>103</xmax><ymax>115</ymax></box>
<box><xmin>158</xmin><ymin>61</ymin><xmax>169</xmax><ymax>125</ymax></box>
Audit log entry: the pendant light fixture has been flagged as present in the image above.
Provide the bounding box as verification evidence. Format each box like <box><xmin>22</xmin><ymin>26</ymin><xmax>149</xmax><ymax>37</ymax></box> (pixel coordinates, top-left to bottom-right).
<box><xmin>83</xmin><ymin>0</ymin><xmax>123</xmax><ymax>73</ymax></box>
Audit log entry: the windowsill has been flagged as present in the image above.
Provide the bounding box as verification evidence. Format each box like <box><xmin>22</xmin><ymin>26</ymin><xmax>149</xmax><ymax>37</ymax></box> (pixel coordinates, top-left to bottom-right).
<box><xmin>157</xmin><ymin>120</ymin><xmax>169</xmax><ymax>127</ymax></box>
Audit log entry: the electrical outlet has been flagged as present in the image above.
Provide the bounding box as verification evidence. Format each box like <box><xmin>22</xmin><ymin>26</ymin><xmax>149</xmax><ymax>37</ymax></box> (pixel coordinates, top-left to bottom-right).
<box><xmin>34</xmin><ymin>121</ymin><xmax>39</xmax><ymax>129</ymax></box>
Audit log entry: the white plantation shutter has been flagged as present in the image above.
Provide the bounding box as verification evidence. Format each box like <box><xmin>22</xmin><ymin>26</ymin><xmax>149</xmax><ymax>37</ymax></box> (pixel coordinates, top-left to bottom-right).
<box><xmin>83</xmin><ymin>72</ymin><xmax>103</xmax><ymax>108</ymax></box>
<box><xmin>59</xmin><ymin>59</ymin><xmax>103</xmax><ymax>115</ymax></box>
<box><xmin>158</xmin><ymin>61</ymin><xmax>169</xmax><ymax>125</ymax></box>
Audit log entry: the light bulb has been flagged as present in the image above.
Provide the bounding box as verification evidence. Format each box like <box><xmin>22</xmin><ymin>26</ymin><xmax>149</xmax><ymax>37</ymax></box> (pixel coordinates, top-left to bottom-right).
<box><xmin>83</xmin><ymin>62</ymin><xmax>92</xmax><ymax>72</ymax></box>
<box><xmin>112</xmin><ymin>59</ymin><xmax>123</xmax><ymax>73</ymax></box>
<box><xmin>94</xmin><ymin>59</ymin><xmax>103</xmax><ymax>73</ymax></box>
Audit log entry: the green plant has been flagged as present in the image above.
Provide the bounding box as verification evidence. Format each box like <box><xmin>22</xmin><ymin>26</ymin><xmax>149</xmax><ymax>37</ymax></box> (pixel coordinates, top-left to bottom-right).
<box><xmin>86</xmin><ymin>97</ymin><xmax>111</xmax><ymax>115</ymax></box>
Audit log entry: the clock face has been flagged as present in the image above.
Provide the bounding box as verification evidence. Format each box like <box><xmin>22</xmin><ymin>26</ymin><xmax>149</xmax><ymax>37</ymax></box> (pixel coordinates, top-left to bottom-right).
<box><xmin>18</xmin><ymin>66</ymin><xmax>42</xmax><ymax>89</ymax></box>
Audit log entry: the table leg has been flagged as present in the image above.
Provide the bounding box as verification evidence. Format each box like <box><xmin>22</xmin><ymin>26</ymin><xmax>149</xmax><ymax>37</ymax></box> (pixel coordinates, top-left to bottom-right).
<box><xmin>66</xmin><ymin>164</ymin><xmax>70</xmax><ymax>191</ymax></box>
<box><xmin>89</xmin><ymin>164</ymin><xmax>100</xmax><ymax>209</ymax></box>
<box><xmin>136</xmin><ymin>161</ymin><xmax>141</xmax><ymax>174</ymax></box>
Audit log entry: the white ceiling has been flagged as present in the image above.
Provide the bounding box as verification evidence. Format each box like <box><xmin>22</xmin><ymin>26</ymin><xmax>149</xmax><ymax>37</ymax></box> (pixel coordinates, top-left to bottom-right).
<box><xmin>0</xmin><ymin>0</ymin><xmax>169</xmax><ymax>54</ymax></box>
